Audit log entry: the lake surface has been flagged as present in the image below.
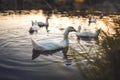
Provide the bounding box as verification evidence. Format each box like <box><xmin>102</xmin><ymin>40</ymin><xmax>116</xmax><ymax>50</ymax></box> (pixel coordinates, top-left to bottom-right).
<box><xmin>0</xmin><ymin>10</ymin><xmax>109</xmax><ymax>80</ymax></box>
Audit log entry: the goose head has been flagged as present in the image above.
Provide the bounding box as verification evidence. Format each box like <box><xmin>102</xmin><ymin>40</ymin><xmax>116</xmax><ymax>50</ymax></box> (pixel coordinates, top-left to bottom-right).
<box><xmin>63</xmin><ymin>26</ymin><xmax>76</xmax><ymax>40</ymax></box>
<box><xmin>46</xmin><ymin>16</ymin><xmax>50</xmax><ymax>20</ymax></box>
<box><xmin>65</xmin><ymin>26</ymin><xmax>76</xmax><ymax>33</ymax></box>
<box><xmin>78</xmin><ymin>25</ymin><xmax>81</xmax><ymax>32</ymax></box>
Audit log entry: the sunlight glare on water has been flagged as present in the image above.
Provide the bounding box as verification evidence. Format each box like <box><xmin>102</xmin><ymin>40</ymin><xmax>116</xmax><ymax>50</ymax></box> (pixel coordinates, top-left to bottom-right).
<box><xmin>0</xmin><ymin>10</ymin><xmax>115</xmax><ymax>80</ymax></box>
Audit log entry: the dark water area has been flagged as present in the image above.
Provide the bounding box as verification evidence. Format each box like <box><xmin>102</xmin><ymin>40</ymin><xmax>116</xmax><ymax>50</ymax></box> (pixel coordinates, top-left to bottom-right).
<box><xmin>0</xmin><ymin>10</ymin><xmax>104</xmax><ymax>80</ymax></box>
<box><xmin>0</xmin><ymin>11</ymin><xmax>82</xmax><ymax>80</ymax></box>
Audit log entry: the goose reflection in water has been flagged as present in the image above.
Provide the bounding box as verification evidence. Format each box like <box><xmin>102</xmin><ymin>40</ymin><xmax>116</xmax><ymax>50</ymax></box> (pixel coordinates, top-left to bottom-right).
<box><xmin>32</xmin><ymin>47</ymin><xmax>68</xmax><ymax>60</ymax></box>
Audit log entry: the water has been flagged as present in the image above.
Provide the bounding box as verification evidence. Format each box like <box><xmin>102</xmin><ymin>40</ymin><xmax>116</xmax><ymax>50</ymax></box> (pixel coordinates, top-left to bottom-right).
<box><xmin>0</xmin><ymin>10</ymin><xmax>109</xmax><ymax>80</ymax></box>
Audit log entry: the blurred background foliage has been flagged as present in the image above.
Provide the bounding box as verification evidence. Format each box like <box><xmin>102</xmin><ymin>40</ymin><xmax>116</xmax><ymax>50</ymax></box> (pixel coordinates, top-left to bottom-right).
<box><xmin>0</xmin><ymin>0</ymin><xmax>120</xmax><ymax>15</ymax></box>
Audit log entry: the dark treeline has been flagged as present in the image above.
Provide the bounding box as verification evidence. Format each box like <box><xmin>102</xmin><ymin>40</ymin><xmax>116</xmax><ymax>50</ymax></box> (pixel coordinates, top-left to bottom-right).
<box><xmin>0</xmin><ymin>0</ymin><xmax>120</xmax><ymax>15</ymax></box>
<box><xmin>0</xmin><ymin>0</ymin><xmax>99</xmax><ymax>10</ymax></box>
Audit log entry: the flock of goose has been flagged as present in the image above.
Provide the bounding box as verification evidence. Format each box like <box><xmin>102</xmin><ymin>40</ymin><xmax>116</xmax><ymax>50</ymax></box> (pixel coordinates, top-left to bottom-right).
<box><xmin>29</xmin><ymin>16</ymin><xmax>101</xmax><ymax>59</ymax></box>
<box><xmin>29</xmin><ymin>16</ymin><xmax>50</xmax><ymax>34</ymax></box>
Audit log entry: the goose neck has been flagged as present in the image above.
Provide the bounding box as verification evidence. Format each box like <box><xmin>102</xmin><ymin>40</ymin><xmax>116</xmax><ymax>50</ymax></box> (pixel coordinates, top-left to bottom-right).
<box><xmin>63</xmin><ymin>29</ymin><xmax>69</xmax><ymax>41</ymax></box>
<box><xmin>77</xmin><ymin>26</ymin><xmax>81</xmax><ymax>32</ymax></box>
<box><xmin>46</xmin><ymin>18</ymin><xmax>49</xmax><ymax>24</ymax></box>
<box><xmin>78</xmin><ymin>29</ymin><xmax>80</xmax><ymax>32</ymax></box>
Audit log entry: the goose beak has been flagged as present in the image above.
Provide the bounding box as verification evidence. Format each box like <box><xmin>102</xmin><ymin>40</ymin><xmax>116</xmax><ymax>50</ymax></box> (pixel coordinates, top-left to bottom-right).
<box><xmin>47</xmin><ymin>16</ymin><xmax>50</xmax><ymax>19</ymax></box>
<box><xmin>74</xmin><ymin>29</ymin><xmax>77</xmax><ymax>32</ymax></box>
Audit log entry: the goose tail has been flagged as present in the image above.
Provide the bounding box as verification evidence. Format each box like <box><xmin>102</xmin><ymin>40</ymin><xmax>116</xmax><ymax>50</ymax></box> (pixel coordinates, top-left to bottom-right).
<box><xmin>96</xmin><ymin>29</ymin><xmax>101</xmax><ymax>36</ymax></box>
<box><xmin>95</xmin><ymin>29</ymin><xmax>101</xmax><ymax>39</ymax></box>
<box><xmin>31</xmin><ymin>38</ymin><xmax>39</xmax><ymax>50</ymax></box>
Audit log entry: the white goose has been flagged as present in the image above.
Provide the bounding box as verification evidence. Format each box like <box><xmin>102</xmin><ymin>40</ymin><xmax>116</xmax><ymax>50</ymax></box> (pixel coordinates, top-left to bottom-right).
<box><xmin>88</xmin><ymin>17</ymin><xmax>97</xmax><ymax>26</ymax></box>
<box><xmin>29</xmin><ymin>20</ymin><xmax>39</xmax><ymax>34</ymax></box>
<box><xmin>31</xmin><ymin>26</ymin><xmax>76</xmax><ymax>59</ymax></box>
<box><xmin>38</xmin><ymin>16</ymin><xmax>50</xmax><ymax>32</ymax></box>
<box><xmin>76</xmin><ymin>26</ymin><xmax>100</xmax><ymax>40</ymax></box>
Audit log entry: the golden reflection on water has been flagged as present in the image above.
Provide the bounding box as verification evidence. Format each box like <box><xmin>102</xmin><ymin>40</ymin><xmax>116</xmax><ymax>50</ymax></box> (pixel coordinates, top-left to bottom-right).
<box><xmin>0</xmin><ymin>10</ymin><xmax>117</xmax><ymax>68</ymax></box>
<box><xmin>0</xmin><ymin>10</ymin><xmax>115</xmax><ymax>35</ymax></box>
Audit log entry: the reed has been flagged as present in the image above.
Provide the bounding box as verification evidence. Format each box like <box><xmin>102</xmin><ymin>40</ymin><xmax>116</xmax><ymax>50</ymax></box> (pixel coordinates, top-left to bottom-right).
<box><xmin>68</xmin><ymin>17</ymin><xmax>120</xmax><ymax>80</ymax></box>
<box><xmin>89</xmin><ymin>17</ymin><xmax>120</xmax><ymax>80</ymax></box>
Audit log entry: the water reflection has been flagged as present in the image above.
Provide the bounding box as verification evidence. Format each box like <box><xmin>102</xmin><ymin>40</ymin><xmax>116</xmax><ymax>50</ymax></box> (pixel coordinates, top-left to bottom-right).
<box><xmin>32</xmin><ymin>47</ymin><xmax>68</xmax><ymax>60</ymax></box>
<box><xmin>0</xmin><ymin>10</ymin><xmax>113</xmax><ymax>80</ymax></box>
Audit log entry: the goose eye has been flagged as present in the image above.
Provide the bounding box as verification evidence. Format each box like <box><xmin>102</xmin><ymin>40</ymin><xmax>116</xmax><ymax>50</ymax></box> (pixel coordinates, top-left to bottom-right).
<box><xmin>72</xmin><ymin>27</ymin><xmax>75</xmax><ymax>30</ymax></box>
<box><xmin>70</xmin><ymin>27</ymin><xmax>73</xmax><ymax>29</ymax></box>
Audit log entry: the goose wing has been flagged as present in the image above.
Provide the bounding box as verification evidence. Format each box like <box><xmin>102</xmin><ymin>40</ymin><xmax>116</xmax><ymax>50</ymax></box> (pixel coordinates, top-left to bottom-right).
<box><xmin>38</xmin><ymin>22</ymin><xmax>46</xmax><ymax>27</ymax></box>
<box><xmin>77</xmin><ymin>31</ymin><xmax>97</xmax><ymax>37</ymax></box>
<box><xmin>31</xmin><ymin>39</ymin><xmax>64</xmax><ymax>51</ymax></box>
<box><xmin>31</xmin><ymin>25</ymin><xmax>39</xmax><ymax>31</ymax></box>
